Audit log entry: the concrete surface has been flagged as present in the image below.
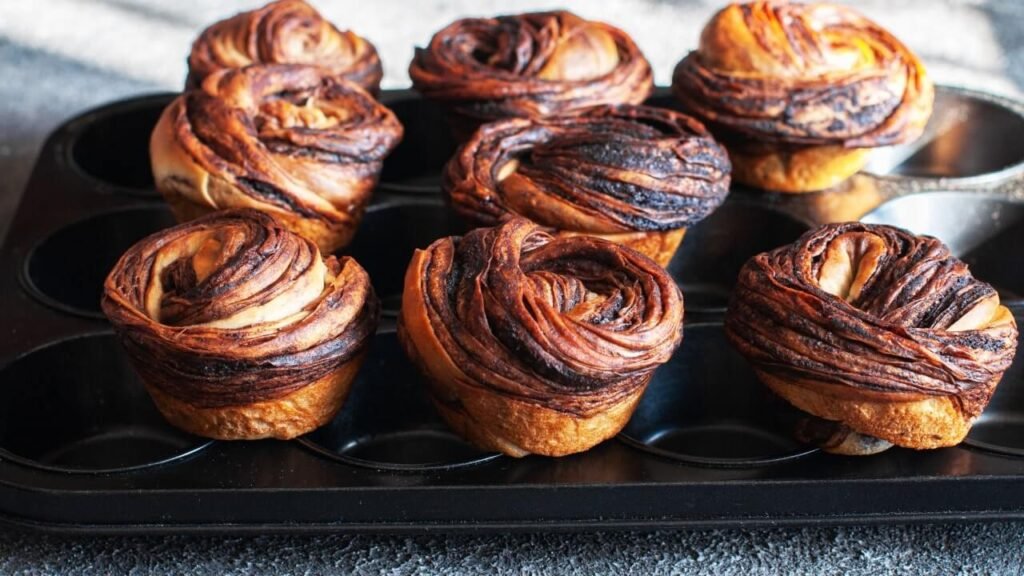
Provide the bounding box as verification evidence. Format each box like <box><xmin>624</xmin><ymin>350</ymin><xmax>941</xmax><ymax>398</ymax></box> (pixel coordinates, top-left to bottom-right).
<box><xmin>1</xmin><ymin>0</ymin><xmax>1024</xmax><ymax>573</ymax></box>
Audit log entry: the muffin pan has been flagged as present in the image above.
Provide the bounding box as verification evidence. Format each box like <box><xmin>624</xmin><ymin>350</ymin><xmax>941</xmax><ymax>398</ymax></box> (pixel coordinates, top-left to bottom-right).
<box><xmin>3</xmin><ymin>85</ymin><xmax>1024</xmax><ymax>533</ymax></box>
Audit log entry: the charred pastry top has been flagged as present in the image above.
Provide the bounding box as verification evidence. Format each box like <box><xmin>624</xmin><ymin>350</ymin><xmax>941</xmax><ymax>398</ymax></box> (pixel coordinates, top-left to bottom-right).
<box><xmin>102</xmin><ymin>209</ymin><xmax>379</xmax><ymax>408</ymax></box>
<box><xmin>187</xmin><ymin>0</ymin><xmax>382</xmax><ymax>93</ymax></box>
<box><xmin>672</xmin><ymin>1</ymin><xmax>933</xmax><ymax>149</ymax></box>
<box><xmin>444</xmin><ymin>105</ymin><xmax>732</xmax><ymax>233</ymax></box>
<box><xmin>401</xmin><ymin>217</ymin><xmax>683</xmax><ymax>416</ymax></box>
<box><xmin>725</xmin><ymin>222</ymin><xmax>1017</xmax><ymax>418</ymax></box>
<box><xmin>163</xmin><ymin>65</ymin><xmax>401</xmax><ymax>233</ymax></box>
<box><xmin>409</xmin><ymin>10</ymin><xmax>653</xmax><ymax>123</ymax></box>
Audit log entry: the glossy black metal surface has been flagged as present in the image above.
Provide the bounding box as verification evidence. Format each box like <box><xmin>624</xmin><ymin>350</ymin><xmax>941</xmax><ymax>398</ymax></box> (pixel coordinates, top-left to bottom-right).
<box><xmin>0</xmin><ymin>333</ymin><xmax>211</xmax><ymax>473</ymax></box>
<box><xmin>2</xmin><ymin>86</ymin><xmax>1024</xmax><ymax>533</ymax></box>
<box><xmin>299</xmin><ymin>331</ymin><xmax>501</xmax><ymax>471</ymax></box>
<box><xmin>620</xmin><ymin>323</ymin><xmax>819</xmax><ymax>467</ymax></box>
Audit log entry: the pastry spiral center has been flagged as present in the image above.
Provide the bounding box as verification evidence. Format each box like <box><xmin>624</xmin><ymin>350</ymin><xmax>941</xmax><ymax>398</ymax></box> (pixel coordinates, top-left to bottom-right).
<box><xmin>817</xmin><ymin>232</ymin><xmax>885</xmax><ymax>303</ymax></box>
<box><xmin>536</xmin><ymin>21</ymin><xmax>620</xmax><ymax>81</ymax></box>
<box><xmin>145</xmin><ymin>224</ymin><xmax>328</xmax><ymax>329</ymax></box>
<box><xmin>468</xmin><ymin>12</ymin><xmax>621</xmax><ymax>81</ymax></box>
<box><xmin>807</xmin><ymin>227</ymin><xmax>1010</xmax><ymax>333</ymax></box>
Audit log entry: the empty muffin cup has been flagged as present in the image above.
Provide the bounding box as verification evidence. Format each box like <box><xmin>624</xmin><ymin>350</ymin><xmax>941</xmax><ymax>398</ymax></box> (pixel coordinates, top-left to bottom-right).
<box><xmin>376</xmin><ymin>93</ymin><xmax>457</xmax><ymax>194</ymax></box>
<box><xmin>861</xmin><ymin>192</ymin><xmax>1024</xmax><ymax>304</ymax></box>
<box><xmin>67</xmin><ymin>94</ymin><xmax>171</xmax><ymax>195</ymax></box>
<box><xmin>619</xmin><ymin>323</ymin><xmax>818</xmax><ymax>467</ymax></box>
<box><xmin>343</xmin><ymin>199</ymin><xmax>459</xmax><ymax>316</ymax></box>
<box><xmin>23</xmin><ymin>206</ymin><xmax>176</xmax><ymax>318</ymax></box>
<box><xmin>299</xmin><ymin>331</ymin><xmax>501</xmax><ymax>471</ymax></box>
<box><xmin>0</xmin><ymin>333</ymin><xmax>211</xmax><ymax>473</ymax></box>
<box><xmin>863</xmin><ymin>86</ymin><xmax>1024</xmax><ymax>183</ymax></box>
<box><xmin>668</xmin><ymin>202</ymin><xmax>810</xmax><ymax>313</ymax></box>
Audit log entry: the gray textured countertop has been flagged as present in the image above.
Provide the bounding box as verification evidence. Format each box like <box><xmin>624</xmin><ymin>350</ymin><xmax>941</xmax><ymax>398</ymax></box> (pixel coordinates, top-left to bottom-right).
<box><xmin>2</xmin><ymin>0</ymin><xmax>1024</xmax><ymax>573</ymax></box>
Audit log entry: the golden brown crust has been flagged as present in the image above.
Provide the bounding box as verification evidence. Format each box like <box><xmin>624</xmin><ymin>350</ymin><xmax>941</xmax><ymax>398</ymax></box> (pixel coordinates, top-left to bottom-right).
<box><xmin>559</xmin><ymin>228</ymin><xmax>686</xmax><ymax>268</ymax></box>
<box><xmin>724</xmin><ymin>222</ymin><xmax>1018</xmax><ymax>452</ymax></box>
<box><xmin>187</xmin><ymin>0</ymin><xmax>382</xmax><ymax>94</ymax></box>
<box><xmin>672</xmin><ymin>0</ymin><xmax>934</xmax><ymax>192</ymax></box>
<box><xmin>410</xmin><ymin>11</ymin><xmax>653</xmax><ymax>136</ymax></box>
<box><xmin>151</xmin><ymin>64</ymin><xmax>402</xmax><ymax>254</ymax></box>
<box><xmin>102</xmin><ymin>209</ymin><xmax>379</xmax><ymax>440</ymax></box>
<box><xmin>728</xmin><ymin>145</ymin><xmax>871</xmax><ymax>194</ymax></box>
<box><xmin>763</xmin><ymin>373</ymin><xmax>968</xmax><ymax>451</ymax></box>
<box><xmin>443</xmin><ymin>105</ymin><xmax>729</xmax><ymax>265</ymax></box>
<box><xmin>431</xmin><ymin>378</ymin><xmax>646</xmax><ymax>458</ymax></box>
<box><xmin>397</xmin><ymin>217</ymin><xmax>684</xmax><ymax>457</ymax></box>
<box><xmin>144</xmin><ymin>352</ymin><xmax>364</xmax><ymax>440</ymax></box>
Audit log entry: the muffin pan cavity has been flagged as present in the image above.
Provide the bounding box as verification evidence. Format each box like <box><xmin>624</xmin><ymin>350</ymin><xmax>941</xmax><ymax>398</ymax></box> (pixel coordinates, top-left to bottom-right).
<box><xmin>67</xmin><ymin>95</ymin><xmax>169</xmax><ymax>194</ymax></box>
<box><xmin>864</xmin><ymin>87</ymin><xmax>1024</xmax><ymax>182</ymax></box>
<box><xmin>0</xmin><ymin>334</ymin><xmax>211</xmax><ymax>473</ymax></box>
<box><xmin>344</xmin><ymin>199</ymin><xmax>459</xmax><ymax>315</ymax></box>
<box><xmin>861</xmin><ymin>192</ymin><xmax>1024</xmax><ymax>303</ymax></box>
<box><xmin>299</xmin><ymin>331</ymin><xmax>500</xmax><ymax>471</ymax></box>
<box><xmin>619</xmin><ymin>323</ymin><xmax>818</xmax><ymax>467</ymax></box>
<box><xmin>668</xmin><ymin>202</ymin><xmax>810</xmax><ymax>313</ymax></box>
<box><xmin>23</xmin><ymin>206</ymin><xmax>176</xmax><ymax>318</ymax></box>
<box><xmin>377</xmin><ymin>93</ymin><xmax>456</xmax><ymax>194</ymax></box>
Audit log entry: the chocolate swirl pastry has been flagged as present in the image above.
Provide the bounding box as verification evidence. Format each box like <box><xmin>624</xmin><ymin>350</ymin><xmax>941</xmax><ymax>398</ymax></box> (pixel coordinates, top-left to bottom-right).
<box><xmin>102</xmin><ymin>209</ymin><xmax>379</xmax><ymax>440</ymax></box>
<box><xmin>151</xmin><ymin>64</ymin><xmax>402</xmax><ymax>254</ymax></box>
<box><xmin>187</xmin><ymin>0</ymin><xmax>382</xmax><ymax>94</ymax></box>
<box><xmin>398</xmin><ymin>217</ymin><xmax>684</xmax><ymax>457</ymax></box>
<box><xmin>725</xmin><ymin>222</ymin><xmax>1017</xmax><ymax>454</ymax></box>
<box><xmin>673</xmin><ymin>0</ymin><xmax>934</xmax><ymax>193</ymax></box>
<box><xmin>444</xmin><ymin>105</ymin><xmax>732</xmax><ymax>267</ymax></box>
<box><xmin>409</xmin><ymin>10</ymin><xmax>653</xmax><ymax>139</ymax></box>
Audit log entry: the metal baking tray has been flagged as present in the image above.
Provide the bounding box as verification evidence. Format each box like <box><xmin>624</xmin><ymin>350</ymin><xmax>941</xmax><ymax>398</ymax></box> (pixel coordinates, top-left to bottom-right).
<box><xmin>2</xmin><ymin>86</ymin><xmax>1024</xmax><ymax>533</ymax></box>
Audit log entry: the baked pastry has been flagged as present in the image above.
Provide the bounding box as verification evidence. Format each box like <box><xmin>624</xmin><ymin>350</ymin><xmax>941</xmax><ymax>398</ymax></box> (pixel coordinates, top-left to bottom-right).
<box><xmin>725</xmin><ymin>222</ymin><xmax>1017</xmax><ymax>455</ymax></box>
<box><xmin>672</xmin><ymin>0</ymin><xmax>933</xmax><ymax>193</ymax></box>
<box><xmin>398</xmin><ymin>217</ymin><xmax>684</xmax><ymax>457</ymax></box>
<box><xmin>151</xmin><ymin>64</ymin><xmax>402</xmax><ymax>254</ymax></box>
<box><xmin>443</xmin><ymin>105</ymin><xmax>731</xmax><ymax>267</ymax></box>
<box><xmin>409</xmin><ymin>10</ymin><xmax>653</xmax><ymax>139</ymax></box>
<box><xmin>187</xmin><ymin>0</ymin><xmax>382</xmax><ymax>94</ymax></box>
<box><xmin>102</xmin><ymin>209</ymin><xmax>379</xmax><ymax>440</ymax></box>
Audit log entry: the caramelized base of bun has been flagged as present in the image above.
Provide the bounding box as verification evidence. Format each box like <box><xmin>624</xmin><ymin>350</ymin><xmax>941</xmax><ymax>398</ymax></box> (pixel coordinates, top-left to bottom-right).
<box><xmin>759</xmin><ymin>372</ymin><xmax>970</xmax><ymax>451</ymax></box>
<box><xmin>560</xmin><ymin>228</ymin><xmax>686</xmax><ymax>268</ymax></box>
<box><xmin>730</xmin><ymin>145</ymin><xmax>871</xmax><ymax>194</ymax></box>
<box><xmin>429</xmin><ymin>375</ymin><xmax>647</xmax><ymax>458</ymax></box>
<box><xmin>144</xmin><ymin>351</ymin><xmax>366</xmax><ymax>441</ymax></box>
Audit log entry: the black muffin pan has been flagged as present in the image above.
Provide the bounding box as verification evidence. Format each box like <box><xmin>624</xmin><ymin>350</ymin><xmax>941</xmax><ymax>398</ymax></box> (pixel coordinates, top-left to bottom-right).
<box><xmin>3</xmin><ymin>85</ymin><xmax>1024</xmax><ymax>533</ymax></box>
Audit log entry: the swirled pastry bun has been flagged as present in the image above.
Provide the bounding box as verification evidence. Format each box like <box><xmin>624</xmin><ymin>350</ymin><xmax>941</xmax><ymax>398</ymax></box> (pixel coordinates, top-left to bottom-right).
<box><xmin>725</xmin><ymin>223</ymin><xmax>1017</xmax><ymax>454</ymax></box>
<box><xmin>673</xmin><ymin>1</ymin><xmax>933</xmax><ymax>193</ymax></box>
<box><xmin>398</xmin><ymin>217</ymin><xmax>684</xmax><ymax>457</ymax></box>
<box><xmin>151</xmin><ymin>64</ymin><xmax>402</xmax><ymax>254</ymax></box>
<box><xmin>444</xmin><ymin>105</ymin><xmax>731</xmax><ymax>267</ymax></box>
<box><xmin>410</xmin><ymin>10</ymin><xmax>653</xmax><ymax>139</ymax></box>
<box><xmin>102</xmin><ymin>209</ymin><xmax>379</xmax><ymax>440</ymax></box>
<box><xmin>187</xmin><ymin>0</ymin><xmax>382</xmax><ymax>93</ymax></box>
